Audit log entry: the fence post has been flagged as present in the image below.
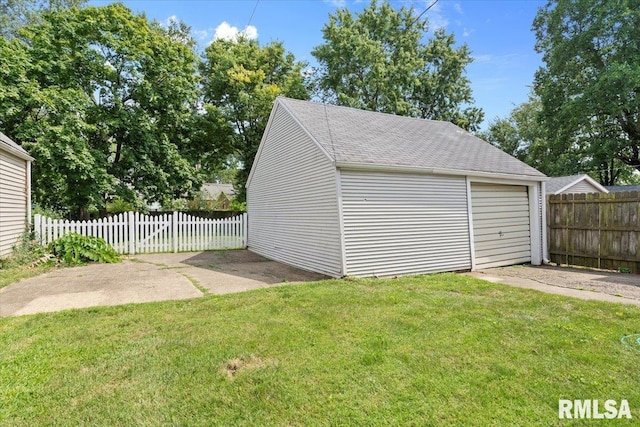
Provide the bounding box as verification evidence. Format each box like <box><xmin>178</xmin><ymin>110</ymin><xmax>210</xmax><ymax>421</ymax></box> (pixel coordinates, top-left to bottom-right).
<box><xmin>243</xmin><ymin>212</ymin><xmax>248</xmax><ymax>248</ymax></box>
<box><xmin>128</xmin><ymin>211</ymin><xmax>135</xmax><ymax>255</ymax></box>
<box><xmin>173</xmin><ymin>211</ymin><xmax>178</xmax><ymax>253</ymax></box>
<box><xmin>34</xmin><ymin>214</ymin><xmax>42</xmax><ymax>244</ymax></box>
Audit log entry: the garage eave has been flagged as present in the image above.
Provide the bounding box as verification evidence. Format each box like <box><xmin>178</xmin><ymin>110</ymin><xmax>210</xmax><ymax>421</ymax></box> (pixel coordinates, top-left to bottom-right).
<box><xmin>335</xmin><ymin>162</ymin><xmax>548</xmax><ymax>182</ymax></box>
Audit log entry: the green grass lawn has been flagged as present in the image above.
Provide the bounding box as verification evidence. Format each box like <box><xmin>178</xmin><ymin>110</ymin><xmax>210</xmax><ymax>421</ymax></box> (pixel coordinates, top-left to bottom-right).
<box><xmin>1</xmin><ymin>274</ymin><xmax>639</xmax><ymax>426</ymax></box>
<box><xmin>0</xmin><ymin>264</ymin><xmax>54</xmax><ymax>290</ymax></box>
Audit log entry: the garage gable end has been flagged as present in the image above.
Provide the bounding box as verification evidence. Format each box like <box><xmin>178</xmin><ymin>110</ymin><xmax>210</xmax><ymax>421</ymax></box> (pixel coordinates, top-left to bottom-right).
<box><xmin>247</xmin><ymin>101</ymin><xmax>342</xmax><ymax>277</ymax></box>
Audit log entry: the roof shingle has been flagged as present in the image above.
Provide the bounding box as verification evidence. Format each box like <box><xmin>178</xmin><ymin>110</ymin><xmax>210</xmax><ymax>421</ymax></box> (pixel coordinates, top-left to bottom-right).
<box><xmin>277</xmin><ymin>97</ymin><xmax>545</xmax><ymax>178</ymax></box>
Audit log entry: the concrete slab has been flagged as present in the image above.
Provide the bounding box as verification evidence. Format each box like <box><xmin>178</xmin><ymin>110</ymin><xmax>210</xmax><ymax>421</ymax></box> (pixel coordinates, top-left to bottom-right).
<box><xmin>0</xmin><ymin>250</ymin><xmax>327</xmax><ymax>317</ymax></box>
<box><xmin>0</xmin><ymin>261</ymin><xmax>202</xmax><ymax>316</ymax></box>
<box><xmin>466</xmin><ymin>265</ymin><xmax>640</xmax><ymax>306</ymax></box>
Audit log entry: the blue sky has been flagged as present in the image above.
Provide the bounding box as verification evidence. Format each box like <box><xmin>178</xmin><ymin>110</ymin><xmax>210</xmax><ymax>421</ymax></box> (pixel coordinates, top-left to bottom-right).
<box><xmin>89</xmin><ymin>0</ymin><xmax>545</xmax><ymax>128</ymax></box>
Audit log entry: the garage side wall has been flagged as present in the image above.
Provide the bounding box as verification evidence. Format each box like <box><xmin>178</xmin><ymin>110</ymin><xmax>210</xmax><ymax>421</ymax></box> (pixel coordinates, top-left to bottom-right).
<box><xmin>0</xmin><ymin>149</ymin><xmax>28</xmax><ymax>257</ymax></box>
<box><xmin>340</xmin><ymin>170</ymin><xmax>471</xmax><ymax>277</ymax></box>
<box><xmin>247</xmin><ymin>105</ymin><xmax>342</xmax><ymax>277</ymax></box>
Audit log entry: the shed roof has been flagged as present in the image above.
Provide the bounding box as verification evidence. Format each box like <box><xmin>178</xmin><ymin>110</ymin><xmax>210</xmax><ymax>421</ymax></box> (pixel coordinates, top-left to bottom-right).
<box><xmin>546</xmin><ymin>174</ymin><xmax>607</xmax><ymax>195</ymax></box>
<box><xmin>276</xmin><ymin>97</ymin><xmax>545</xmax><ymax>179</ymax></box>
<box><xmin>0</xmin><ymin>132</ymin><xmax>34</xmax><ymax>161</ymax></box>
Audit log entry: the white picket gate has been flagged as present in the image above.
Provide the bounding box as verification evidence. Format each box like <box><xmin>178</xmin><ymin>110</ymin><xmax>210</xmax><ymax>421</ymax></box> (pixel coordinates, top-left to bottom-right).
<box><xmin>33</xmin><ymin>212</ymin><xmax>247</xmax><ymax>254</ymax></box>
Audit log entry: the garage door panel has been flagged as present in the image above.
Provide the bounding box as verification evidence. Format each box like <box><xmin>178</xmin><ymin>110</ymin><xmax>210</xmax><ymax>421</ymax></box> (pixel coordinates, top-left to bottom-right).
<box><xmin>474</xmin><ymin>234</ymin><xmax>531</xmax><ymax>249</ymax></box>
<box><xmin>476</xmin><ymin>247</ymin><xmax>531</xmax><ymax>260</ymax></box>
<box><xmin>472</xmin><ymin>183</ymin><xmax>531</xmax><ymax>269</ymax></box>
<box><xmin>471</xmin><ymin>204</ymin><xmax>530</xmax><ymax>214</ymax></box>
<box><xmin>472</xmin><ymin>210</ymin><xmax>529</xmax><ymax>221</ymax></box>
<box><xmin>475</xmin><ymin>255</ymin><xmax>532</xmax><ymax>270</ymax></box>
<box><xmin>474</xmin><ymin>224</ymin><xmax>530</xmax><ymax>238</ymax></box>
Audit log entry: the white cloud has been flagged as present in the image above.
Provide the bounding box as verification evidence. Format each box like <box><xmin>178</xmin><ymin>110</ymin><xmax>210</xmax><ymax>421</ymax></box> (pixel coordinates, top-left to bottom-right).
<box><xmin>463</xmin><ymin>27</ymin><xmax>474</xmax><ymax>37</ymax></box>
<box><xmin>426</xmin><ymin>2</ymin><xmax>449</xmax><ymax>30</ymax></box>
<box><xmin>324</xmin><ymin>0</ymin><xmax>346</xmax><ymax>6</ymax></box>
<box><xmin>164</xmin><ymin>15</ymin><xmax>179</xmax><ymax>27</ymax></box>
<box><xmin>453</xmin><ymin>3</ymin><xmax>463</xmax><ymax>14</ymax></box>
<box><xmin>213</xmin><ymin>21</ymin><xmax>258</xmax><ymax>42</ymax></box>
<box><xmin>193</xmin><ymin>29</ymin><xmax>211</xmax><ymax>41</ymax></box>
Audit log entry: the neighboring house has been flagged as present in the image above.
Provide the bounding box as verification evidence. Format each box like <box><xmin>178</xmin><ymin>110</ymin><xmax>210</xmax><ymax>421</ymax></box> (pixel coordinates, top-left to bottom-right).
<box><xmin>147</xmin><ymin>183</ymin><xmax>235</xmax><ymax>211</ymax></box>
<box><xmin>605</xmin><ymin>185</ymin><xmax>640</xmax><ymax>193</ymax></box>
<box><xmin>246</xmin><ymin>97</ymin><xmax>548</xmax><ymax>278</ymax></box>
<box><xmin>546</xmin><ymin>174</ymin><xmax>608</xmax><ymax>195</ymax></box>
<box><xmin>201</xmin><ymin>183</ymin><xmax>235</xmax><ymax>209</ymax></box>
<box><xmin>0</xmin><ymin>133</ymin><xmax>34</xmax><ymax>257</ymax></box>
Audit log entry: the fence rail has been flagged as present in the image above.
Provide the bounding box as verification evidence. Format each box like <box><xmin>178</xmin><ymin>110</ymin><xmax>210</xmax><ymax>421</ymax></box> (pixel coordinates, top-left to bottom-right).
<box><xmin>547</xmin><ymin>191</ymin><xmax>639</xmax><ymax>273</ymax></box>
<box><xmin>34</xmin><ymin>212</ymin><xmax>247</xmax><ymax>254</ymax></box>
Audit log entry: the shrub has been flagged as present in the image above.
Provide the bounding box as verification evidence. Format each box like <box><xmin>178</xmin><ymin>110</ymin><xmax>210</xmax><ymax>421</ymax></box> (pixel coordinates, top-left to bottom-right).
<box><xmin>48</xmin><ymin>233</ymin><xmax>120</xmax><ymax>265</ymax></box>
<box><xmin>32</xmin><ymin>204</ymin><xmax>67</xmax><ymax>220</ymax></box>
<box><xmin>0</xmin><ymin>230</ymin><xmax>46</xmax><ymax>269</ymax></box>
<box><xmin>106</xmin><ymin>198</ymin><xmax>149</xmax><ymax>214</ymax></box>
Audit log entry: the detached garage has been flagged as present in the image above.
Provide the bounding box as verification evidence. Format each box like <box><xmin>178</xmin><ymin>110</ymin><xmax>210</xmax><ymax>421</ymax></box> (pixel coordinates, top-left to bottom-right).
<box><xmin>247</xmin><ymin>97</ymin><xmax>548</xmax><ymax>277</ymax></box>
<box><xmin>0</xmin><ymin>133</ymin><xmax>33</xmax><ymax>257</ymax></box>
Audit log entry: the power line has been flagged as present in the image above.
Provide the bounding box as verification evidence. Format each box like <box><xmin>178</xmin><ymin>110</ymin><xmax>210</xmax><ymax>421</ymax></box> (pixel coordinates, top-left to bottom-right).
<box><xmin>245</xmin><ymin>0</ymin><xmax>259</xmax><ymax>33</ymax></box>
<box><xmin>411</xmin><ymin>0</ymin><xmax>440</xmax><ymax>26</ymax></box>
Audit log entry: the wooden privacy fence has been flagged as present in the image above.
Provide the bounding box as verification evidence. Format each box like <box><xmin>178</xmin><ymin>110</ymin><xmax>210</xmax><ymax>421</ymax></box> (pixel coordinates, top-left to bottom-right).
<box><xmin>34</xmin><ymin>212</ymin><xmax>248</xmax><ymax>255</ymax></box>
<box><xmin>547</xmin><ymin>191</ymin><xmax>639</xmax><ymax>273</ymax></box>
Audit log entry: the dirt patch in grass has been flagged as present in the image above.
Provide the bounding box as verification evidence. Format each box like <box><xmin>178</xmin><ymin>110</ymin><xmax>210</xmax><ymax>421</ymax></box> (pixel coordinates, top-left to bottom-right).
<box><xmin>222</xmin><ymin>355</ymin><xmax>273</xmax><ymax>379</ymax></box>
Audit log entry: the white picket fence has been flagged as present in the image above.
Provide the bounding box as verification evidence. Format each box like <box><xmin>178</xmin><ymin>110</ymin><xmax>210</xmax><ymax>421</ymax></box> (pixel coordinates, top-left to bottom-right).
<box><xmin>33</xmin><ymin>212</ymin><xmax>247</xmax><ymax>254</ymax></box>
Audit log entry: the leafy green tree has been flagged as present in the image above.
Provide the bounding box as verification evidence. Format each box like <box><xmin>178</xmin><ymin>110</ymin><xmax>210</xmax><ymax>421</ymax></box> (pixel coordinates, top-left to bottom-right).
<box><xmin>533</xmin><ymin>0</ymin><xmax>640</xmax><ymax>178</ymax></box>
<box><xmin>312</xmin><ymin>0</ymin><xmax>483</xmax><ymax>131</ymax></box>
<box><xmin>482</xmin><ymin>95</ymin><xmax>636</xmax><ymax>184</ymax></box>
<box><xmin>200</xmin><ymin>38</ymin><xmax>309</xmax><ymax>201</ymax></box>
<box><xmin>0</xmin><ymin>0</ymin><xmax>86</xmax><ymax>39</ymax></box>
<box><xmin>0</xmin><ymin>4</ymin><xmax>202</xmax><ymax>218</ymax></box>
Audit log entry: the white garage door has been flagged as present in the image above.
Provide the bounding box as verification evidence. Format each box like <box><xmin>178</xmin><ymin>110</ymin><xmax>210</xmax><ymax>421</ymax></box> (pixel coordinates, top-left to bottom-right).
<box><xmin>471</xmin><ymin>183</ymin><xmax>531</xmax><ymax>269</ymax></box>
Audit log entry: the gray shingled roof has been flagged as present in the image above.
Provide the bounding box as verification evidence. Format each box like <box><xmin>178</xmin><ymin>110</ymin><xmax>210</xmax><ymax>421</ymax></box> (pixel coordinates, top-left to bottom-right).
<box><xmin>202</xmin><ymin>183</ymin><xmax>235</xmax><ymax>199</ymax></box>
<box><xmin>0</xmin><ymin>132</ymin><xmax>33</xmax><ymax>160</ymax></box>
<box><xmin>546</xmin><ymin>175</ymin><xmax>587</xmax><ymax>194</ymax></box>
<box><xmin>606</xmin><ymin>185</ymin><xmax>640</xmax><ymax>193</ymax></box>
<box><xmin>277</xmin><ymin>97</ymin><xmax>545</xmax><ymax>178</ymax></box>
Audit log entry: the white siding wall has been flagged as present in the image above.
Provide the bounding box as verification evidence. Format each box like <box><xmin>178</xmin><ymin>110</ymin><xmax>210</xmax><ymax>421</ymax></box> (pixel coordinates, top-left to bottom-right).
<box><xmin>247</xmin><ymin>105</ymin><xmax>342</xmax><ymax>277</ymax></box>
<box><xmin>340</xmin><ymin>170</ymin><xmax>471</xmax><ymax>277</ymax></box>
<box><xmin>561</xmin><ymin>180</ymin><xmax>601</xmax><ymax>194</ymax></box>
<box><xmin>0</xmin><ymin>149</ymin><xmax>28</xmax><ymax>256</ymax></box>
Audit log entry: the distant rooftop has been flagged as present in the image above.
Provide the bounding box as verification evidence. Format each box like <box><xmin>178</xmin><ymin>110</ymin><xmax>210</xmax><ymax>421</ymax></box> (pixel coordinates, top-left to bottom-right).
<box><xmin>605</xmin><ymin>185</ymin><xmax>640</xmax><ymax>193</ymax></box>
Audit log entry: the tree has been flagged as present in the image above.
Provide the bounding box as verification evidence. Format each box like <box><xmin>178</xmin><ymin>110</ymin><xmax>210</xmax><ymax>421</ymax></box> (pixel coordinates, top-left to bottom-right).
<box><xmin>0</xmin><ymin>0</ymin><xmax>86</xmax><ymax>39</ymax></box>
<box><xmin>533</xmin><ymin>0</ymin><xmax>640</xmax><ymax>177</ymax></box>
<box><xmin>481</xmin><ymin>95</ymin><xmax>637</xmax><ymax>185</ymax></box>
<box><xmin>0</xmin><ymin>4</ymin><xmax>202</xmax><ymax>217</ymax></box>
<box><xmin>481</xmin><ymin>96</ymin><xmax>569</xmax><ymax>175</ymax></box>
<box><xmin>312</xmin><ymin>0</ymin><xmax>483</xmax><ymax>131</ymax></box>
<box><xmin>200</xmin><ymin>38</ymin><xmax>309</xmax><ymax>201</ymax></box>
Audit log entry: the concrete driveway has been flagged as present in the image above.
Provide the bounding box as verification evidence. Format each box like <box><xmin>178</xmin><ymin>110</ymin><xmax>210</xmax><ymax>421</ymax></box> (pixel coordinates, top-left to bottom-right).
<box><xmin>0</xmin><ymin>250</ymin><xmax>327</xmax><ymax>317</ymax></box>
<box><xmin>467</xmin><ymin>265</ymin><xmax>640</xmax><ymax>306</ymax></box>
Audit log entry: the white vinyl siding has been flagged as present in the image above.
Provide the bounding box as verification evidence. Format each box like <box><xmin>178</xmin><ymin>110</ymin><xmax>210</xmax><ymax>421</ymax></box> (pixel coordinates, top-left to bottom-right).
<box><xmin>471</xmin><ymin>183</ymin><xmax>531</xmax><ymax>269</ymax></box>
<box><xmin>560</xmin><ymin>180</ymin><xmax>601</xmax><ymax>194</ymax></box>
<box><xmin>341</xmin><ymin>170</ymin><xmax>471</xmax><ymax>277</ymax></box>
<box><xmin>247</xmin><ymin>105</ymin><xmax>342</xmax><ymax>277</ymax></box>
<box><xmin>0</xmin><ymin>149</ymin><xmax>28</xmax><ymax>256</ymax></box>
